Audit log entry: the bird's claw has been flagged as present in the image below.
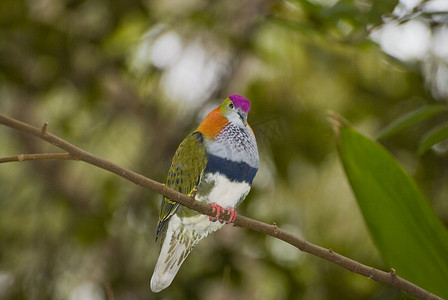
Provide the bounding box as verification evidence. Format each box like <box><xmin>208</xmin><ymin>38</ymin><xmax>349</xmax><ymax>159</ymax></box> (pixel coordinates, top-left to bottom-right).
<box><xmin>209</xmin><ymin>203</ymin><xmax>237</xmax><ymax>224</ymax></box>
<box><xmin>209</xmin><ymin>202</ymin><xmax>223</xmax><ymax>222</ymax></box>
<box><xmin>226</xmin><ymin>208</ymin><xmax>237</xmax><ymax>223</ymax></box>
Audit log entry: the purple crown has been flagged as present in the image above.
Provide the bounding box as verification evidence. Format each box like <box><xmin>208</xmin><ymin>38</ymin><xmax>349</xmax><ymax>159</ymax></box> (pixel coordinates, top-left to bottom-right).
<box><xmin>229</xmin><ymin>94</ymin><xmax>251</xmax><ymax>113</ymax></box>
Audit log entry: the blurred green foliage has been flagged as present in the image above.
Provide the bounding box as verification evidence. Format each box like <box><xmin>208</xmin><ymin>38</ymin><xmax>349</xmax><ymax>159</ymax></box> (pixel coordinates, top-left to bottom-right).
<box><xmin>338</xmin><ymin>122</ymin><xmax>448</xmax><ymax>298</ymax></box>
<box><xmin>377</xmin><ymin>105</ymin><xmax>448</xmax><ymax>141</ymax></box>
<box><xmin>1</xmin><ymin>0</ymin><xmax>447</xmax><ymax>299</ymax></box>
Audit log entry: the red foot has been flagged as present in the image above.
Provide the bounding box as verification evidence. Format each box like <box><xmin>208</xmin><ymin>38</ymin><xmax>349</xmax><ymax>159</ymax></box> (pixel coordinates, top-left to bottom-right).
<box><xmin>227</xmin><ymin>208</ymin><xmax>237</xmax><ymax>223</ymax></box>
<box><xmin>209</xmin><ymin>202</ymin><xmax>224</xmax><ymax>222</ymax></box>
<box><xmin>209</xmin><ymin>203</ymin><xmax>237</xmax><ymax>224</ymax></box>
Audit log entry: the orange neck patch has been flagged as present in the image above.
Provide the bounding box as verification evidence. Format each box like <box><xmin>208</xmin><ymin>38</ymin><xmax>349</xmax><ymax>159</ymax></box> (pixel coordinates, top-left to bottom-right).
<box><xmin>197</xmin><ymin>107</ymin><xmax>228</xmax><ymax>139</ymax></box>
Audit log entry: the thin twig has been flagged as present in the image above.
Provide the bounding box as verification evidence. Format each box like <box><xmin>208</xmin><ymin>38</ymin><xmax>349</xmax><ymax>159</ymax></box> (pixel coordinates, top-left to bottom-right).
<box><xmin>0</xmin><ymin>113</ymin><xmax>442</xmax><ymax>300</ymax></box>
<box><xmin>41</xmin><ymin>122</ymin><xmax>48</xmax><ymax>135</ymax></box>
<box><xmin>0</xmin><ymin>153</ymin><xmax>72</xmax><ymax>163</ymax></box>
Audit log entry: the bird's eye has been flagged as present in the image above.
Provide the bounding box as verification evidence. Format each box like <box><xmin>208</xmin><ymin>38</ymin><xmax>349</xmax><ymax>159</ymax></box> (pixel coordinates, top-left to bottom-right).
<box><xmin>229</xmin><ymin>103</ymin><xmax>234</xmax><ymax>109</ymax></box>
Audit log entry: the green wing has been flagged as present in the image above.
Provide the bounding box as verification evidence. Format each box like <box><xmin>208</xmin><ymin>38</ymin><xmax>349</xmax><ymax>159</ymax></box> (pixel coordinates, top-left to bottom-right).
<box><xmin>155</xmin><ymin>131</ymin><xmax>207</xmax><ymax>243</ymax></box>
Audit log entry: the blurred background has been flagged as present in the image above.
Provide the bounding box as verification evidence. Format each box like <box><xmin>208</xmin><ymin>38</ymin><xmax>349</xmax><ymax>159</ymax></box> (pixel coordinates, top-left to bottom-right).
<box><xmin>1</xmin><ymin>0</ymin><xmax>447</xmax><ymax>299</ymax></box>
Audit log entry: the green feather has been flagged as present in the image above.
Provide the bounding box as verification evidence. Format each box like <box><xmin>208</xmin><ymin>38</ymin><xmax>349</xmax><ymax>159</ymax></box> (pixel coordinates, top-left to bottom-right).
<box><xmin>155</xmin><ymin>132</ymin><xmax>207</xmax><ymax>243</ymax></box>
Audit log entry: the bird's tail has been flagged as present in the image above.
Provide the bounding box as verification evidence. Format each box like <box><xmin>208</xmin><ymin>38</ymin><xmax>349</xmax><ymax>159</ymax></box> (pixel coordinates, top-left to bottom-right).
<box><xmin>150</xmin><ymin>226</ymin><xmax>194</xmax><ymax>293</ymax></box>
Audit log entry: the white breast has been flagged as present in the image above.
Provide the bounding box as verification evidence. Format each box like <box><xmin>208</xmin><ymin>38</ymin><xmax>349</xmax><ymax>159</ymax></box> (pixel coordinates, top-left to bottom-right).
<box><xmin>196</xmin><ymin>172</ymin><xmax>251</xmax><ymax>208</ymax></box>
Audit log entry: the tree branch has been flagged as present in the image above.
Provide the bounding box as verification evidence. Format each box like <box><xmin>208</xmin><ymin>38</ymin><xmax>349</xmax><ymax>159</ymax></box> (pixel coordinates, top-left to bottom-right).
<box><xmin>0</xmin><ymin>113</ymin><xmax>442</xmax><ymax>300</ymax></box>
<box><xmin>0</xmin><ymin>152</ymin><xmax>72</xmax><ymax>163</ymax></box>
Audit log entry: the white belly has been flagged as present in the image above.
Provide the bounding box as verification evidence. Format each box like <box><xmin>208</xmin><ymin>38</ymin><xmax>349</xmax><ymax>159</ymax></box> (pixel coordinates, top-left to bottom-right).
<box><xmin>169</xmin><ymin>172</ymin><xmax>251</xmax><ymax>243</ymax></box>
<box><xmin>197</xmin><ymin>172</ymin><xmax>251</xmax><ymax>207</ymax></box>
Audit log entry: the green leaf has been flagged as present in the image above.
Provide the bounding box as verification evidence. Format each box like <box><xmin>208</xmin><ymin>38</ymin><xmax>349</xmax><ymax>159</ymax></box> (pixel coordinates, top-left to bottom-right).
<box><xmin>418</xmin><ymin>122</ymin><xmax>448</xmax><ymax>155</ymax></box>
<box><xmin>377</xmin><ymin>105</ymin><xmax>446</xmax><ymax>140</ymax></box>
<box><xmin>335</xmin><ymin>117</ymin><xmax>448</xmax><ymax>298</ymax></box>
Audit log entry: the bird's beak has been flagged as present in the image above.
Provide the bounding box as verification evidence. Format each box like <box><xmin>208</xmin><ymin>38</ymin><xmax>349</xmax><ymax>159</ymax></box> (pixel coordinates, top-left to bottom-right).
<box><xmin>238</xmin><ymin>110</ymin><xmax>248</xmax><ymax>126</ymax></box>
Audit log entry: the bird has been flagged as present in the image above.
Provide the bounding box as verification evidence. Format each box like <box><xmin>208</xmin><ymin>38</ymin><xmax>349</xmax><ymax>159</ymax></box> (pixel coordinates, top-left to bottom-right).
<box><xmin>150</xmin><ymin>95</ymin><xmax>259</xmax><ymax>293</ymax></box>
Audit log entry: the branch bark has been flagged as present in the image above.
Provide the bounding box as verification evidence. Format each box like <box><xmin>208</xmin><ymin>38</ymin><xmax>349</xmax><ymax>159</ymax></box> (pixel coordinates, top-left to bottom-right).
<box><xmin>0</xmin><ymin>113</ymin><xmax>442</xmax><ymax>300</ymax></box>
<box><xmin>0</xmin><ymin>152</ymin><xmax>72</xmax><ymax>163</ymax></box>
